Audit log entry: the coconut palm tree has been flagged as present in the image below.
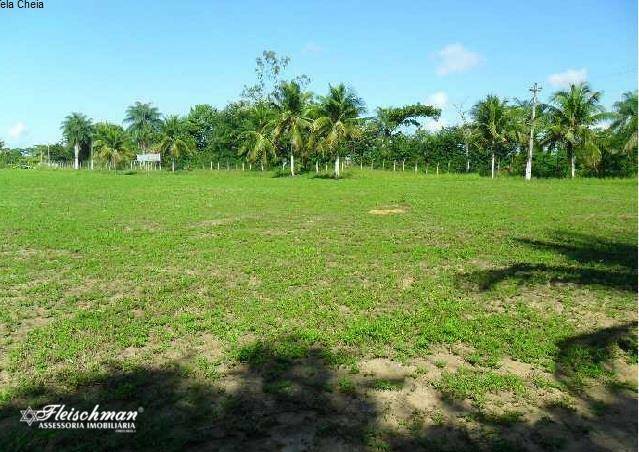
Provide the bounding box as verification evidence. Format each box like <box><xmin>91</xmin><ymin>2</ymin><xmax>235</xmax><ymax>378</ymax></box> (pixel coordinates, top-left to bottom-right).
<box><xmin>93</xmin><ymin>122</ymin><xmax>133</xmax><ymax>169</ymax></box>
<box><xmin>545</xmin><ymin>83</ymin><xmax>607</xmax><ymax>178</ymax></box>
<box><xmin>272</xmin><ymin>81</ymin><xmax>312</xmax><ymax>176</ymax></box>
<box><xmin>610</xmin><ymin>91</ymin><xmax>638</xmax><ymax>154</ymax></box>
<box><xmin>471</xmin><ymin>95</ymin><xmax>509</xmax><ymax>178</ymax></box>
<box><xmin>124</xmin><ymin>102</ymin><xmax>162</xmax><ymax>153</ymax></box>
<box><xmin>313</xmin><ymin>84</ymin><xmax>365</xmax><ymax>177</ymax></box>
<box><xmin>157</xmin><ymin>115</ymin><xmax>194</xmax><ymax>172</ymax></box>
<box><xmin>61</xmin><ymin>112</ymin><xmax>93</xmax><ymax>170</ymax></box>
<box><xmin>238</xmin><ymin>104</ymin><xmax>277</xmax><ymax>169</ymax></box>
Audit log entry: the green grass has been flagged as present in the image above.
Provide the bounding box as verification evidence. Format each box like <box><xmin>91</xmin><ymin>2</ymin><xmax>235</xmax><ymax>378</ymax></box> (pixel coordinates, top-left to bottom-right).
<box><xmin>0</xmin><ymin>168</ymin><xmax>636</xmax><ymax>450</ymax></box>
<box><xmin>436</xmin><ymin>368</ymin><xmax>526</xmax><ymax>405</ymax></box>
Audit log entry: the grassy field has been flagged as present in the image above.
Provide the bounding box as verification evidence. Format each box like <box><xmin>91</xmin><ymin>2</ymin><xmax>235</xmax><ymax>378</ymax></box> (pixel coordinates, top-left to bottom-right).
<box><xmin>0</xmin><ymin>169</ymin><xmax>636</xmax><ymax>451</ymax></box>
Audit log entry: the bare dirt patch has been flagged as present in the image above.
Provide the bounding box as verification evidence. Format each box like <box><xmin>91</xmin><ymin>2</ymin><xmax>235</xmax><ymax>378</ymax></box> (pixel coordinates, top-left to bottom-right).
<box><xmin>369</xmin><ymin>207</ymin><xmax>408</xmax><ymax>215</ymax></box>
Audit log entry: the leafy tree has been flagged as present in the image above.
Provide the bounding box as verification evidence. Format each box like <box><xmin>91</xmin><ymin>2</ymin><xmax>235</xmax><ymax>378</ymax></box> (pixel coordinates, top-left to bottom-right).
<box><xmin>376</xmin><ymin>104</ymin><xmax>441</xmax><ymax>136</ymax></box>
<box><xmin>313</xmin><ymin>84</ymin><xmax>365</xmax><ymax>177</ymax></box>
<box><xmin>373</xmin><ymin>104</ymin><xmax>441</xmax><ymax>166</ymax></box>
<box><xmin>157</xmin><ymin>115</ymin><xmax>195</xmax><ymax>172</ymax></box>
<box><xmin>238</xmin><ymin>103</ymin><xmax>277</xmax><ymax>169</ymax></box>
<box><xmin>610</xmin><ymin>91</ymin><xmax>638</xmax><ymax>154</ymax></box>
<box><xmin>93</xmin><ymin>122</ymin><xmax>133</xmax><ymax>169</ymax></box>
<box><xmin>272</xmin><ymin>81</ymin><xmax>312</xmax><ymax>176</ymax></box>
<box><xmin>186</xmin><ymin>104</ymin><xmax>219</xmax><ymax>152</ymax></box>
<box><xmin>471</xmin><ymin>95</ymin><xmax>510</xmax><ymax>178</ymax></box>
<box><xmin>61</xmin><ymin>112</ymin><xmax>93</xmax><ymax>169</ymax></box>
<box><xmin>545</xmin><ymin>83</ymin><xmax>607</xmax><ymax>178</ymax></box>
<box><xmin>124</xmin><ymin>102</ymin><xmax>162</xmax><ymax>153</ymax></box>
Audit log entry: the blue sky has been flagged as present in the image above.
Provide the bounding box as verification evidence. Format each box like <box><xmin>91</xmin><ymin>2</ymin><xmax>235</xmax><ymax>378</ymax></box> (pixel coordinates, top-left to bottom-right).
<box><xmin>0</xmin><ymin>0</ymin><xmax>636</xmax><ymax>146</ymax></box>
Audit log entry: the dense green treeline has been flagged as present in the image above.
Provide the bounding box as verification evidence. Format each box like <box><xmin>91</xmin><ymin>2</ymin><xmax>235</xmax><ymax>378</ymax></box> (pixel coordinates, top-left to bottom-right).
<box><xmin>1</xmin><ymin>51</ymin><xmax>636</xmax><ymax>178</ymax></box>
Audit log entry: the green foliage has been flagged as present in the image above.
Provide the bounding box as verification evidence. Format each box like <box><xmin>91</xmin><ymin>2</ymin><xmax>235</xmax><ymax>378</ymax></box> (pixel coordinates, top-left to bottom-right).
<box><xmin>376</xmin><ymin>103</ymin><xmax>441</xmax><ymax>135</ymax></box>
<box><xmin>124</xmin><ymin>101</ymin><xmax>162</xmax><ymax>152</ymax></box>
<box><xmin>39</xmin><ymin>53</ymin><xmax>634</xmax><ymax>177</ymax></box>
<box><xmin>60</xmin><ymin>112</ymin><xmax>93</xmax><ymax>161</ymax></box>
<box><xmin>156</xmin><ymin>116</ymin><xmax>196</xmax><ymax>170</ymax></box>
<box><xmin>436</xmin><ymin>368</ymin><xmax>525</xmax><ymax>404</ymax></box>
<box><xmin>313</xmin><ymin>83</ymin><xmax>365</xmax><ymax>160</ymax></box>
<box><xmin>272</xmin><ymin>81</ymin><xmax>312</xmax><ymax>166</ymax></box>
<box><xmin>610</xmin><ymin>91</ymin><xmax>638</xmax><ymax>154</ymax></box>
<box><xmin>93</xmin><ymin>122</ymin><xmax>134</xmax><ymax>168</ymax></box>
<box><xmin>544</xmin><ymin>83</ymin><xmax>608</xmax><ymax>173</ymax></box>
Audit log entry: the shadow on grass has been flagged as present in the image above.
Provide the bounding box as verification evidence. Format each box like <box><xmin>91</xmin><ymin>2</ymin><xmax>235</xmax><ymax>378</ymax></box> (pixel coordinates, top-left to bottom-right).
<box><xmin>556</xmin><ymin>322</ymin><xmax>638</xmax><ymax>393</ymax></box>
<box><xmin>464</xmin><ymin>231</ymin><xmax>637</xmax><ymax>292</ymax></box>
<box><xmin>1</xmin><ymin>332</ymin><xmax>636</xmax><ymax>451</ymax></box>
<box><xmin>0</xmin><ymin>335</ymin><xmax>379</xmax><ymax>451</ymax></box>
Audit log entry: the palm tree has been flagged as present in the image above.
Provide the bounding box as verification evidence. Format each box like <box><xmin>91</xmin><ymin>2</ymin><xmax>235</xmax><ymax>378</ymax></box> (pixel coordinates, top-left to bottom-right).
<box><xmin>61</xmin><ymin>112</ymin><xmax>93</xmax><ymax>170</ymax></box>
<box><xmin>93</xmin><ymin>123</ymin><xmax>133</xmax><ymax>169</ymax></box>
<box><xmin>272</xmin><ymin>81</ymin><xmax>312</xmax><ymax>176</ymax></box>
<box><xmin>610</xmin><ymin>91</ymin><xmax>638</xmax><ymax>154</ymax></box>
<box><xmin>471</xmin><ymin>95</ymin><xmax>509</xmax><ymax>178</ymax></box>
<box><xmin>124</xmin><ymin>102</ymin><xmax>162</xmax><ymax>153</ymax></box>
<box><xmin>313</xmin><ymin>84</ymin><xmax>365</xmax><ymax>177</ymax></box>
<box><xmin>157</xmin><ymin>115</ymin><xmax>194</xmax><ymax>172</ymax></box>
<box><xmin>545</xmin><ymin>83</ymin><xmax>607</xmax><ymax>178</ymax></box>
<box><xmin>238</xmin><ymin>104</ymin><xmax>277</xmax><ymax>170</ymax></box>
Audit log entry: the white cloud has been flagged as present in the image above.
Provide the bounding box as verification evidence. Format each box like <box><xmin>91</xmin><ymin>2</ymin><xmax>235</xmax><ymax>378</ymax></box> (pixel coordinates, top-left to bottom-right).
<box><xmin>548</xmin><ymin>68</ymin><xmax>587</xmax><ymax>88</ymax></box>
<box><xmin>435</xmin><ymin>43</ymin><xmax>482</xmax><ymax>76</ymax></box>
<box><xmin>423</xmin><ymin>118</ymin><xmax>446</xmax><ymax>132</ymax></box>
<box><xmin>426</xmin><ymin>91</ymin><xmax>448</xmax><ymax>109</ymax></box>
<box><xmin>302</xmin><ymin>42</ymin><xmax>323</xmax><ymax>54</ymax></box>
<box><xmin>8</xmin><ymin>122</ymin><xmax>28</xmax><ymax>140</ymax></box>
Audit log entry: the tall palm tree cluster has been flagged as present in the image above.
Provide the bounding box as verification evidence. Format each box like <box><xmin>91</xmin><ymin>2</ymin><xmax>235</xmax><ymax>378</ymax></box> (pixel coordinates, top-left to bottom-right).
<box><xmin>59</xmin><ymin>102</ymin><xmax>194</xmax><ymax>171</ymax></box>
<box><xmin>53</xmin><ymin>79</ymin><xmax>636</xmax><ymax>178</ymax></box>
<box><xmin>466</xmin><ymin>84</ymin><xmax>636</xmax><ymax>178</ymax></box>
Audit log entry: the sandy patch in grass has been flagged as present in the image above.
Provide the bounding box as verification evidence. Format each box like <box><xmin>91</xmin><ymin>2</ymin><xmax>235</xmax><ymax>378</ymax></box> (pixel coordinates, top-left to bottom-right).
<box><xmin>369</xmin><ymin>207</ymin><xmax>408</xmax><ymax>215</ymax></box>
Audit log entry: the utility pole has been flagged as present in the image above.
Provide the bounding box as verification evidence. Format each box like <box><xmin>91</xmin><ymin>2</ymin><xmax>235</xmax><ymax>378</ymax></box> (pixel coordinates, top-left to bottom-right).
<box><xmin>526</xmin><ymin>83</ymin><xmax>542</xmax><ymax>181</ymax></box>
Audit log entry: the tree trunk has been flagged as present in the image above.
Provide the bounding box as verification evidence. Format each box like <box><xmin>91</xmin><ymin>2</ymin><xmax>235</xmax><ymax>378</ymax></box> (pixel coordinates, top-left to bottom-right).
<box><xmin>290</xmin><ymin>153</ymin><xmax>295</xmax><ymax>176</ymax></box>
<box><xmin>436</xmin><ymin>163</ymin><xmax>439</xmax><ymax>175</ymax></box>
<box><xmin>393</xmin><ymin>161</ymin><xmax>396</xmax><ymax>171</ymax></box>
<box><xmin>74</xmin><ymin>143</ymin><xmax>79</xmax><ymax>170</ymax></box>
<box><xmin>465</xmin><ymin>143</ymin><xmax>470</xmax><ymax>172</ymax></box>
<box><xmin>525</xmin><ymin>150</ymin><xmax>533</xmax><ymax>181</ymax></box>
<box><xmin>402</xmin><ymin>160</ymin><xmax>405</xmax><ymax>171</ymax></box>
<box><xmin>315</xmin><ymin>161</ymin><xmax>319</xmax><ymax>173</ymax></box>
<box><xmin>172</xmin><ymin>159</ymin><xmax>175</xmax><ymax>172</ymax></box>
<box><xmin>335</xmin><ymin>154</ymin><xmax>340</xmax><ymax>178</ymax></box>
<box><xmin>491</xmin><ymin>152</ymin><xmax>495</xmax><ymax>179</ymax></box>
<box><xmin>571</xmin><ymin>153</ymin><xmax>576</xmax><ymax>178</ymax></box>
